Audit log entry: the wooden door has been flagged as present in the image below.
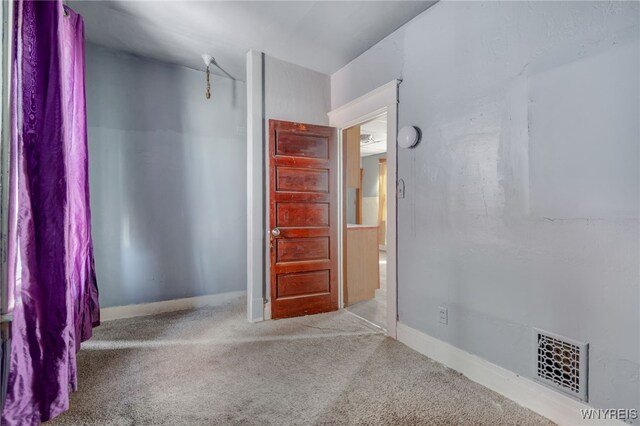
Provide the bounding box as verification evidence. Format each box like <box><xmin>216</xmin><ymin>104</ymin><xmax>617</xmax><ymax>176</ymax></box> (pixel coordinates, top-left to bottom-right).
<box><xmin>269</xmin><ymin>120</ymin><xmax>338</xmax><ymax>319</ymax></box>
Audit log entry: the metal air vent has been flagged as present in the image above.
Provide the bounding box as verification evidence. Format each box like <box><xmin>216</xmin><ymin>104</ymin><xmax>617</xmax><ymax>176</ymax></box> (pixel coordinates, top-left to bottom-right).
<box><xmin>533</xmin><ymin>328</ymin><xmax>588</xmax><ymax>402</ymax></box>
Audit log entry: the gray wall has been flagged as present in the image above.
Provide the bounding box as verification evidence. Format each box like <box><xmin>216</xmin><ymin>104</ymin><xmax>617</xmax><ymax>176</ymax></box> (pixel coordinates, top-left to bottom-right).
<box><xmin>332</xmin><ymin>1</ymin><xmax>639</xmax><ymax>414</ymax></box>
<box><xmin>362</xmin><ymin>154</ymin><xmax>386</xmax><ymax>226</ymax></box>
<box><xmin>86</xmin><ymin>44</ymin><xmax>247</xmax><ymax>308</ymax></box>
<box><xmin>346</xmin><ymin>154</ymin><xmax>386</xmax><ymax>225</ymax></box>
<box><xmin>346</xmin><ymin>189</ymin><xmax>356</xmax><ymax>225</ymax></box>
<box><xmin>265</xmin><ymin>55</ymin><xmax>331</xmax><ymax>125</ymax></box>
<box><xmin>362</xmin><ymin>153</ymin><xmax>386</xmax><ymax>198</ymax></box>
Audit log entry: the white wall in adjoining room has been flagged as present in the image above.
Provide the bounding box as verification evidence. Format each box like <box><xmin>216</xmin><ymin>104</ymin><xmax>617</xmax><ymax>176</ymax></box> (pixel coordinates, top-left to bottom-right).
<box><xmin>331</xmin><ymin>1</ymin><xmax>640</xmax><ymax>416</ymax></box>
<box><xmin>361</xmin><ymin>153</ymin><xmax>386</xmax><ymax>226</ymax></box>
<box><xmin>86</xmin><ymin>43</ymin><xmax>247</xmax><ymax>308</ymax></box>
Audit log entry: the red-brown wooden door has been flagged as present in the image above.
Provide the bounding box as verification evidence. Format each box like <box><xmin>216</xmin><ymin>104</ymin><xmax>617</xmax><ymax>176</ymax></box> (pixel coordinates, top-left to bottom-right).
<box><xmin>269</xmin><ymin>120</ymin><xmax>338</xmax><ymax>319</ymax></box>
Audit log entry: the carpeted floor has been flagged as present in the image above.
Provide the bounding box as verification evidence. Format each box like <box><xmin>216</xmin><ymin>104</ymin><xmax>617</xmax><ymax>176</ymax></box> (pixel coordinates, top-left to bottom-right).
<box><xmin>52</xmin><ymin>297</ymin><xmax>554</xmax><ymax>425</ymax></box>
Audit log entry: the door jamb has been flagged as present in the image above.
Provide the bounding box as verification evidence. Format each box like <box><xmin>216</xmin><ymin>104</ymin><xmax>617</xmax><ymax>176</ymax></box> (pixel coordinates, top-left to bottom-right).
<box><xmin>328</xmin><ymin>80</ymin><xmax>400</xmax><ymax>339</ymax></box>
<box><xmin>246</xmin><ymin>50</ymin><xmax>265</xmax><ymax>322</ymax></box>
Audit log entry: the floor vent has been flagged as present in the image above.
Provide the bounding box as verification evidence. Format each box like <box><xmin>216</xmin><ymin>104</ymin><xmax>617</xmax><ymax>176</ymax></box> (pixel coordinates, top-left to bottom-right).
<box><xmin>533</xmin><ymin>328</ymin><xmax>588</xmax><ymax>402</ymax></box>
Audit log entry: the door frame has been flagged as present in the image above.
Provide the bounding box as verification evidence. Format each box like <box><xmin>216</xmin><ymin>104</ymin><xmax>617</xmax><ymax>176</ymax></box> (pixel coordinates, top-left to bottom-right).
<box><xmin>246</xmin><ymin>50</ymin><xmax>265</xmax><ymax>322</ymax></box>
<box><xmin>328</xmin><ymin>80</ymin><xmax>400</xmax><ymax>339</ymax></box>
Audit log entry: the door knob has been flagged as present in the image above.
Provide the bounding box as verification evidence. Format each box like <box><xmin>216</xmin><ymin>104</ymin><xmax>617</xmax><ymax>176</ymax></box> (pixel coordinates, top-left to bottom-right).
<box><xmin>271</xmin><ymin>228</ymin><xmax>281</xmax><ymax>237</ymax></box>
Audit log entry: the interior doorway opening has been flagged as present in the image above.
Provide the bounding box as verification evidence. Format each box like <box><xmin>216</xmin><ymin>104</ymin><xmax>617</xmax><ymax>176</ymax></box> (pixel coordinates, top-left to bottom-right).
<box><xmin>343</xmin><ymin>116</ymin><xmax>388</xmax><ymax>330</ymax></box>
<box><xmin>328</xmin><ymin>79</ymin><xmax>399</xmax><ymax>338</ymax></box>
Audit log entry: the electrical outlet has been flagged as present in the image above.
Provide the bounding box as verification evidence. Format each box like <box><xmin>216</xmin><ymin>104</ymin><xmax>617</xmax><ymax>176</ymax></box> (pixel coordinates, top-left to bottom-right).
<box><xmin>438</xmin><ymin>306</ymin><xmax>448</xmax><ymax>325</ymax></box>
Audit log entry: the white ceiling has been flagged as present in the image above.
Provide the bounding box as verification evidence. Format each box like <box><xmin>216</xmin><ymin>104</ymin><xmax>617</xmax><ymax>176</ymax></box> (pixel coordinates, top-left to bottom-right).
<box><xmin>67</xmin><ymin>1</ymin><xmax>436</xmax><ymax>81</ymax></box>
<box><xmin>360</xmin><ymin>116</ymin><xmax>387</xmax><ymax>157</ymax></box>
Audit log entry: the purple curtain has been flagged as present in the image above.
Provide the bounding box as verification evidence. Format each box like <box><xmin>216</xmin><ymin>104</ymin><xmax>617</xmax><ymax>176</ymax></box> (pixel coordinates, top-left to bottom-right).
<box><xmin>2</xmin><ymin>1</ymin><xmax>99</xmax><ymax>424</ymax></box>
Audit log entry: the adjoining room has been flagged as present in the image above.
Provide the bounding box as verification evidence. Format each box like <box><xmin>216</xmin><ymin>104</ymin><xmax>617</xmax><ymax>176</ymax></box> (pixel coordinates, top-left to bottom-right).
<box><xmin>344</xmin><ymin>116</ymin><xmax>389</xmax><ymax>330</ymax></box>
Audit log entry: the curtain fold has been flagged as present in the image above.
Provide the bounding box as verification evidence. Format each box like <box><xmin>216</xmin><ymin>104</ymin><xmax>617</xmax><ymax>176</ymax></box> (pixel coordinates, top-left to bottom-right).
<box><xmin>377</xmin><ymin>159</ymin><xmax>387</xmax><ymax>246</ymax></box>
<box><xmin>1</xmin><ymin>1</ymin><xmax>99</xmax><ymax>424</ymax></box>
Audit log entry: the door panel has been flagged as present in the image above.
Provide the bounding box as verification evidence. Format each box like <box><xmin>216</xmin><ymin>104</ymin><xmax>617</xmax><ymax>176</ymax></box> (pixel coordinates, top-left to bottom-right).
<box><xmin>276</xmin><ymin>167</ymin><xmax>329</xmax><ymax>193</ymax></box>
<box><xmin>269</xmin><ymin>120</ymin><xmax>338</xmax><ymax>319</ymax></box>
<box><xmin>276</xmin><ymin>237</ymin><xmax>329</xmax><ymax>262</ymax></box>
<box><xmin>276</xmin><ymin>270</ymin><xmax>330</xmax><ymax>298</ymax></box>
<box><xmin>276</xmin><ymin>133</ymin><xmax>329</xmax><ymax>159</ymax></box>
<box><xmin>276</xmin><ymin>203</ymin><xmax>329</xmax><ymax>227</ymax></box>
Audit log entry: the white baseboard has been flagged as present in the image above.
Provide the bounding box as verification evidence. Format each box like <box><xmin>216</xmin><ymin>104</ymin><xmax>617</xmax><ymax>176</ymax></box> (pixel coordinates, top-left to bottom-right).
<box><xmin>263</xmin><ymin>301</ymin><xmax>272</xmax><ymax>321</ymax></box>
<box><xmin>100</xmin><ymin>291</ymin><xmax>246</xmax><ymax>321</ymax></box>
<box><xmin>248</xmin><ymin>296</ymin><xmax>264</xmax><ymax>322</ymax></box>
<box><xmin>396</xmin><ymin>322</ymin><xmax>624</xmax><ymax>426</ymax></box>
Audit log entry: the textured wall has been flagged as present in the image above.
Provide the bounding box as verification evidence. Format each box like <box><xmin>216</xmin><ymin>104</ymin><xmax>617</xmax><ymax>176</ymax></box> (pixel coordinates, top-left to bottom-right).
<box><xmin>331</xmin><ymin>1</ymin><xmax>639</xmax><ymax>414</ymax></box>
<box><xmin>86</xmin><ymin>44</ymin><xmax>247</xmax><ymax>308</ymax></box>
<box><xmin>265</xmin><ymin>55</ymin><xmax>331</xmax><ymax>125</ymax></box>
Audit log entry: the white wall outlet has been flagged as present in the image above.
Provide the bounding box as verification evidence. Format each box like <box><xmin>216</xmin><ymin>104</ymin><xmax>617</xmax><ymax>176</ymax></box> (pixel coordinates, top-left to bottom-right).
<box><xmin>438</xmin><ymin>306</ymin><xmax>448</xmax><ymax>325</ymax></box>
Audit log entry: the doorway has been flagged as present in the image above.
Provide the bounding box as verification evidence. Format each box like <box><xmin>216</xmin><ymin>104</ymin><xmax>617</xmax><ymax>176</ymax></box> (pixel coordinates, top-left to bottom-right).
<box><xmin>328</xmin><ymin>79</ymin><xmax>399</xmax><ymax>338</ymax></box>
<box><xmin>343</xmin><ymin>116</ymin><xmax>388</xmax><ymax>329</ymax></box>
<box><xmin>247</xmin><ymin>78</ymin><xmax>399</xmax><ymax>336</ymax></box>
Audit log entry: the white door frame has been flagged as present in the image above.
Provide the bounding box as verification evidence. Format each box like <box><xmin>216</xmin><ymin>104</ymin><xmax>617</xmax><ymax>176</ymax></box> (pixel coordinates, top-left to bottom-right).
<box><xmin>246</xmin><ymin>50</ymin><xmax>265</xmax><ymax>322</ymax></box>
<box><xmin>328</xmin><ymin>80</ymin><xmax>400</xmax><ymax>339</ymax></box>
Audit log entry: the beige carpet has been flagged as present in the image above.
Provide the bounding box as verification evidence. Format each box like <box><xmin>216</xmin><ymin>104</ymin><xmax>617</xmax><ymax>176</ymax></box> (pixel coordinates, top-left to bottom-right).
<box><xmin>52</xmin><ymin>297</ymin><xmax>554</xmax><ymax>425</ymax></box>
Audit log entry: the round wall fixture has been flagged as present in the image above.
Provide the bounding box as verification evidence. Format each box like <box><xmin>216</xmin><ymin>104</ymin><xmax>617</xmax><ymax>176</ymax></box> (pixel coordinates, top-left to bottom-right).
<box><xmin>397</xmin><ymin>125</ymin><xmax>421</xmax><ymax>148</ymax></box>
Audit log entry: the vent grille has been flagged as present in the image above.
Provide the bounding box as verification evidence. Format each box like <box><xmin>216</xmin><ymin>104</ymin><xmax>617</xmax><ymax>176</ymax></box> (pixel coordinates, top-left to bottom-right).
<box><xmin>533</xmin><ymin>329</ymin><xmax>588</xmax><ymax>401</ymax></box>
